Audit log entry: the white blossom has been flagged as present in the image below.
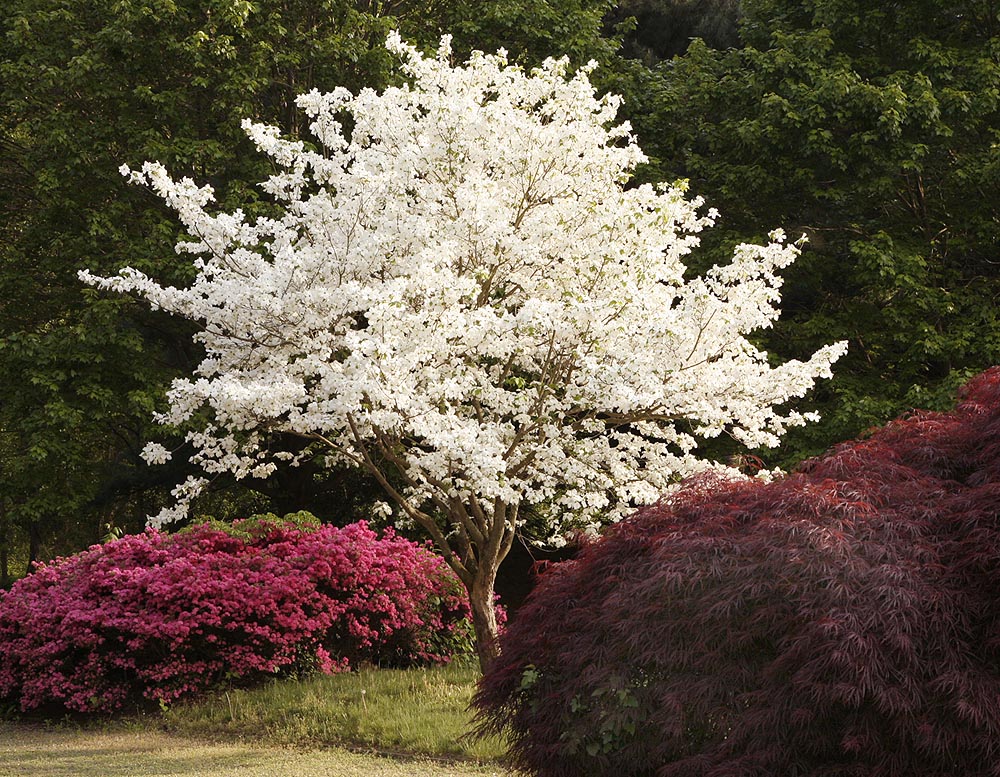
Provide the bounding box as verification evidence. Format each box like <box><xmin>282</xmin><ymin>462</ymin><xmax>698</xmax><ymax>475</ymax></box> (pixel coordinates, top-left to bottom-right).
<box><xmin>140</xmin><ymin>441</ymin><xmax>172</xmax><ymax>465</ymax></box>
<box><xmin>82</xmin><ymin>35</ymin><xmax>846</xmax><ymax>547</ymax></box>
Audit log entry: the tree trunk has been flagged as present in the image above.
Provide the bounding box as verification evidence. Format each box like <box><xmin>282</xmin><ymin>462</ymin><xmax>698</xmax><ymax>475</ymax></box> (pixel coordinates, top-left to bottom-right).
<box><xmin>0</xmin><ymin>500</ymin><xmax>8</xmax><ymax>588</ymax></box>
<box><xmin>469</xmin><ymin>572</ymin><xmax>501</xmax><ymax>673</ymax></box>
<box><xmin>28</xmin><ymin>519</ymin><xmax>40</xmax><ymax>571</ymax></box>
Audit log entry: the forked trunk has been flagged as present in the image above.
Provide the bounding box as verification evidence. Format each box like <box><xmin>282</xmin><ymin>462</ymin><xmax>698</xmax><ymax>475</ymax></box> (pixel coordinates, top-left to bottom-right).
<box><xmin>389</xmin><ymin>496</ymin><xmax>516</xmax><ymax>673</ymax></box>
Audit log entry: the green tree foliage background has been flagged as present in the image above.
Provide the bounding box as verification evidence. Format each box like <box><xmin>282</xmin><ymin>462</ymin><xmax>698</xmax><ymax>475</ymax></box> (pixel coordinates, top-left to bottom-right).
<box><xmin>625</xmin><ymin>0</ymin><xmax>1000</xmax><ymax>467</ymax></box>
<box><xmin>0</xmin><ymin>0</ymin><xmax>617</xmax><ymax>574</ymax></box>
<box><xmin>2</xmin><ymin>0</ymin><xmax>999</xmax><ymax>576</ymax></box>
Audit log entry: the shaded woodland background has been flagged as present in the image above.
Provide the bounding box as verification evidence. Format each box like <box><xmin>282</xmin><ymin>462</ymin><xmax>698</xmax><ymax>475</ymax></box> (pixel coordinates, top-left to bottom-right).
<box><xmin>2</xmin><ymin>0</ymin><xmax>997</xmax><ymax>587</ymax></box>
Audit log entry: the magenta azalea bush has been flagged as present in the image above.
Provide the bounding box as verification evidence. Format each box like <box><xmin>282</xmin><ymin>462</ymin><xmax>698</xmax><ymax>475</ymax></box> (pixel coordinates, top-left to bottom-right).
<box><xmin>0</xmin><ymin>515</ymin><xmax>476</xmax><ymax>713</ymax></box>
<box><xmin>475</xmin><ymin>368</ymin><xmax>1000</xmax><ymax>776</ymax></box>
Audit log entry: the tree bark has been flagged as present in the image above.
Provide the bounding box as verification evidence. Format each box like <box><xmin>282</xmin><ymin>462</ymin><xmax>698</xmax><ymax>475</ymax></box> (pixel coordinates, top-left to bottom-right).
<box><xmin>469</xmin><ymin>571</ymin><xmax>501</xmax><ymax>672</ymax></box>
<box><xmin>459</xmin><ymin>500</ymin><xmax>517</xmax><ymax>673</ymax></box>
<box><xmin>27</xmin><ymin>519</ymin><xmax>40</xmax><ymax>571</ymax></box>
<box><xmin>0</xmin><ymin>500</ymin><xmax>8</xmax><ymax>588</ymax></box>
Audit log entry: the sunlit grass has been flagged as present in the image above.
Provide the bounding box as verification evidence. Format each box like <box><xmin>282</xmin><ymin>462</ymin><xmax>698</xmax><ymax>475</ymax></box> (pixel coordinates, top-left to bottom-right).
<box><xmin>159</xmin><ymin>658</ymin><xmax>505</xmax><ymax>762</ymax></box>
<box><xmin>0</xmin><ymin>722</ymin><xmax>513</xmax><ymax>776</ymax></box>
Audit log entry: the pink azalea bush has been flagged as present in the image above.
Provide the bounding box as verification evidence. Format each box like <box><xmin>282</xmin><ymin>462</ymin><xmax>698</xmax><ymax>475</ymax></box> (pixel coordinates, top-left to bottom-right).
<box><xmin>0</xmin><ymin>515</ymin><xmax>477</xmax><ymax>713</ymax></box>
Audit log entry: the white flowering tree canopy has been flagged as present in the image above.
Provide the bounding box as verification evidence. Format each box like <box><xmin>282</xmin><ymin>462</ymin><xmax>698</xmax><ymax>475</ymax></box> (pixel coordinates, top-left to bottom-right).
<box><xmin>82</xmin><ymin>33</ymin><xmax>845</xmax><ymax>664</ymax></box>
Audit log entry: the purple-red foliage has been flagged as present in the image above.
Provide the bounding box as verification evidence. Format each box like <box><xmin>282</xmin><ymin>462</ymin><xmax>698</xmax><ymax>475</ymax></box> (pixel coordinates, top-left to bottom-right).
<box><xmin>475</xmin><ymin>367</ymin><xmax>1000</xmax><ymax>776</ymax></box>
<box><xmin>0</xmin><ymin>518</ymin><xmax>473</xmax><ymax>713</ymax></box>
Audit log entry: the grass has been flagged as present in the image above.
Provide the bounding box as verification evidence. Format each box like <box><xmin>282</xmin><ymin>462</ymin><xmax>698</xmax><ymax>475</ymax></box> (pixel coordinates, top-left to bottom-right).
<box><xmin>157</xmin><ymin>657</ymin><xmax>506</xmax><ymax>763</ymax></box>
<box><xmin>0</xmin><ymin>723</ymin><xmax>513</xmax><ymax>776</ymax></box>
<box><xmin>0</xmin><ymin>659</ymin><xmax>516</xmax><ymax>776</ymax></box>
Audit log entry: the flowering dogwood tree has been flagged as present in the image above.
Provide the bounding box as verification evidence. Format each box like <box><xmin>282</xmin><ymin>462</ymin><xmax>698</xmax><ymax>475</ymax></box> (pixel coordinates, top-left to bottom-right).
<box><xmin>82</xmin><ymin>33</ymin><xmax>846</xmax><ymax>669</ymax></box>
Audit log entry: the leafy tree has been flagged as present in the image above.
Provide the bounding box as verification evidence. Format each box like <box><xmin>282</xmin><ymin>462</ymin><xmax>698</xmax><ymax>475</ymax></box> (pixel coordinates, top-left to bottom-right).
<box><xmin>85</xmin><ymin>36</ymin><xmax>844</xmax><ymax>668</ymax></box>
<box><xmin>626</xmin><ymin>0</ymin><xmax>1000</xmax><ymax>466</ymax></box>
<box><xmin>0</xmin><ymin>0</ymin><xmax>618</xmax><ymax>566</ymax></box>
<box><xmin>0</xmin><ymin>0</ymin><xmax>393</xmax><ymax>560</ymax></box>
<box><xmin>475</xmin><ymin>367</ymin><xmax>1000</xmax><ymax>776</ymax></box>
<box><xmin>398</xmin><ymin>0</ymin><xmax>618</xmax><ymax>63</ymax></box>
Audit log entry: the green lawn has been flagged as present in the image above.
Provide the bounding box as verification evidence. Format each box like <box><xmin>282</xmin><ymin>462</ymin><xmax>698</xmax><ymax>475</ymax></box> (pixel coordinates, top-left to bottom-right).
<box><xmin>0</xmin><ymin>723</ymin><xmax>513</xmax><ymax>777</ymax></box>
<box><xmin>158</xmin><ymin>659</ymin><xmax>505</xmax><ymax>762</ymax></box>
<box><xmin>0</xmin><ymin>660</ymin><xmax>517</xmax><ymax>776</ymax></box>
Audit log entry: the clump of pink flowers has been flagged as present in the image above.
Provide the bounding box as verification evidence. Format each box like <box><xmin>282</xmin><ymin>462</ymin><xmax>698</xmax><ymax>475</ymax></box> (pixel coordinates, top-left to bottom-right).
<box><xmin>0</xmin><ymin>515</ymin><xmax>479</xmax><ymax>713</ymax></box>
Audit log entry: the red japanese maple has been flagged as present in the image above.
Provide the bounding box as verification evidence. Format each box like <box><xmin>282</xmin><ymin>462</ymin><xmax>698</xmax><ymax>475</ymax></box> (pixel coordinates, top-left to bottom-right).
<box><xmin>475</xmin><ymin>367</ymin><xmax>1000</xmax><ymax>776</ymax></box>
